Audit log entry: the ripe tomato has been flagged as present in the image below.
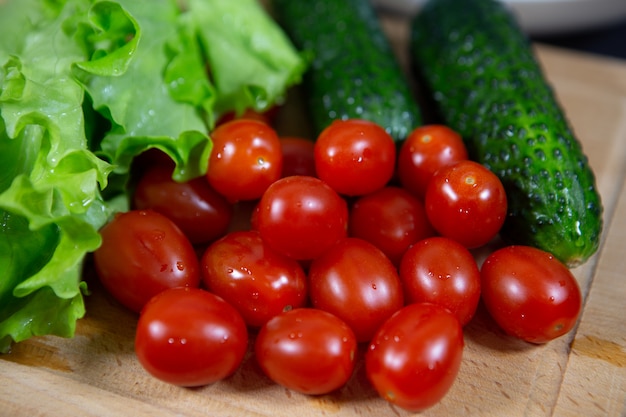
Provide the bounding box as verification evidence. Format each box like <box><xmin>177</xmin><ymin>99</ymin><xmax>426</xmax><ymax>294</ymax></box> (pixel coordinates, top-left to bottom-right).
<box><xmin>348</xmin><ymin>186</ymin><xmax>435</xmax><ymax>266</ymax></box>
<box><xmin>366</xmin><ymin>302</ymin><xmax>464</xmax><ymax>412</ymax></box>
<box><xmin>308</xmin><ymin>237</ymin><xmax>404</xmax><ymax>342</ymax></box>
<box><xmin>93</xmin><ymin>210</ymin><xmax>200</xmax><ymax>313</ymax></box>
<box><xmin>206</xmin><ymin>119</ymin><xmax>282</xmax><ymax>202</ymax></box>
<box><xmin>480</xmin><ymin>245</ymin><xmax>582</xmax><ymax>344</ymax></box>
<box><xmin>200</xmin><ymin>230</ymin><xmax>308</xmax><ymax>328</ymax></box>
<box><xmin>399</xmin><ymin>237</ymin><xmax>481</xmax><ymax>326</ymax></box>
<box><xmin>397</xmin><ymin>124</ymin><xmax>468</xmax><ymax>199</ymax></box>
<box><xmin>255</xmin><ymin>175</ymin><xmax>348</xmax><ymax>260</ymax></box>
<box><xmin>314</xmin><ymin>119</ymin><xmax>396</xmax><ymax>196</ymax></box>
<box><xmin>133</xmin><ymin>165</ymin><xmax>233</xmax><ymax>244</ymax></box>
<box><xmin>425</xmin><ymin>160</ymin><xmax>507</xmax><ymax>248</ymax></box>
<box><xmin>135</xmin><ymin>287</ymin><xmax>248</xmax><ymax>387</ymax></box>
<box><xmin>255</xmin><ymin>308</ymin><xmax>357</xmax><ymax>395</ymax></box>
<box><xmin>279</xmin><ymin>136</ymin><xmax>316</xmax><ymax>178</ymax></box>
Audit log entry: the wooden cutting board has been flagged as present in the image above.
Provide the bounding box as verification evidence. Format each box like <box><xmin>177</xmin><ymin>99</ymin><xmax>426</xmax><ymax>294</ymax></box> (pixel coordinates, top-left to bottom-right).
<box><xmin>1</xmin><ymin>12</ymin><xmax>625</xmax><ymax>417</ymax></box>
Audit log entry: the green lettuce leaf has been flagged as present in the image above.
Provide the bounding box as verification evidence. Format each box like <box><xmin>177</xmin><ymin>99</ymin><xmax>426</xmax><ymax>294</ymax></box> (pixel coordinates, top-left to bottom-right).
<box><xmin>0</xmin><ymin>0</ymin><xmax>111</xmax><ymax>352</ymax></box>
<box><xmin>0</xmin><ymin>0</ymin><xmax>306</xmax><ymax>353</ymax></box>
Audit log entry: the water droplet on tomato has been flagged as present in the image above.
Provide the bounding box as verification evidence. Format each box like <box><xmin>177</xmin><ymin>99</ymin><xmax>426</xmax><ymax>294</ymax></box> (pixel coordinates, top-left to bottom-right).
<box><xmin>176</xmin><ymin>262</ymin><xmax>184</xmax><ymax>271</ymax></box>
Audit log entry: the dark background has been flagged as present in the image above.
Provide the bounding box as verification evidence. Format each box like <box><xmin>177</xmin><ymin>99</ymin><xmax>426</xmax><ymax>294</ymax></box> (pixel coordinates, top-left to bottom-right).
<box><xmin>533</xmin><ymin>18</ymin><xmax>626</xmax><ymax>60</ymax></box>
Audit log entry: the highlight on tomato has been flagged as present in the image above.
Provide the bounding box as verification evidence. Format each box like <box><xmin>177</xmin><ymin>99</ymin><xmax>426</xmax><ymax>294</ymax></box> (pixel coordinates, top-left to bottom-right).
<box><xmin>397</xmin><ymin>124</ymin><xmax>468</xmax><ymax>199</ymax></box>
<box><xmin>314</xmin><ymin>119</ymin><xmax>396</xmax><ymax>196</ymax></box>
<box><xmin>255</xmin><ymin>175</ymin><xmax>349</xmax><ymax>260</ymax></box>
<box><xmin>93</xmin><ymin>209</ymin><xmax>200</xmax><ymax>313</ymax></box>
<box><xmin>200</xmin><ymin>230</ymin><xmax>308</xmax><ymax>328</ymax></box>
<box><xmin>365</xmin><ymin>302</ymin><xmax>464</xmax><ymax>412</ymax></box>
<box><xmin>255</xmin><ymin>308</ymin><xmax>357</xmax><ymax>395</ymax></box>
<box><xmin>206</xmin><ymin>119</ymin><xmax>283</xmax><ymax>202</ymax></box>
<box><xmin>480</xmin><ymin>245</ymin><xmax>582</xmax><ymax>344</ymax></box>
<box><xmin>308</xmin><ymin>237</ymin><xmax>404</xmax><ymax>342</ymax></box>
<box><xmin>349</xmin><ymin>186</ymin><xmax>435</xmax><ymax>266</ymax></box>
<box><xmin>133</xmin><ymin>165</ymin><xmax>233</xmax><ymax>245</ymax></box>
<box><xmin>425</xmin><ymin>159</ymin><xmax>507</xmax><ymax>248</ymax></box>
<box><xmin>399</xmin><ymin>236</ymin><xmax>481</xmax><ymax>326</ymax></box>
<box><xmin>135</xmin><ymin>287</ymin><xmax>248</xmax><ymax>387</ymax></box>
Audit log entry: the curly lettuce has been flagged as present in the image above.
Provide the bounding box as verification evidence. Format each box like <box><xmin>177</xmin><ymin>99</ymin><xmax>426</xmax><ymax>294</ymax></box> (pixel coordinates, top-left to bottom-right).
<box><xmin>0</xmin><ymin>0</ymin><xmax>306</xmax><ymax>352</ymax></box>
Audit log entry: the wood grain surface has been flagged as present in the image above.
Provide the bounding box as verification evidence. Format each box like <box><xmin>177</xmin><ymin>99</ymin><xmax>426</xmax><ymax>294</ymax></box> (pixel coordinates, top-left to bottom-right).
<box><xmin>1</xmin><ymin>12</ymin><xmax>625</xmax><ymax>417</ymax></box>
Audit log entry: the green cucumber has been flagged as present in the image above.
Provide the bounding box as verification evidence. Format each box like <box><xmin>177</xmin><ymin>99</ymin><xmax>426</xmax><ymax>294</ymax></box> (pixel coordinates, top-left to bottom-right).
<box><xmin>409</xmin><ymin>0</ymin><xmax>602</xmax><ymax>266</ymax></box>
<box><xmin>270</xmin><ymin>0</ymin><xmax>421</xmax><ymax>142</ymax></box>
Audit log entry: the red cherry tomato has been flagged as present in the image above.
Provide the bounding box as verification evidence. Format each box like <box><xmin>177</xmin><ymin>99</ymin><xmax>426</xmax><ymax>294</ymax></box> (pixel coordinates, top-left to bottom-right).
<box><xmin>425</xmin><ymin>160</ymin><xmax>507</xmax><ymax>248</ymax></box>
<box><xmin>93</xmin><ymin>210</ymin><xmax>200</xmax><ymax>313</ymax></box>
<box><xmin>207</xmin><ymin>119</ymin><xmax>282</xmax><ymax>202</ymax></box>
<box><xmin>480</xmin><ymin>245</ymin><xmax>582</xmax><ymax>344</ymax></box>
<box><xmin>397</xmin><ymin>125</ymin><xmax>468</xmax><ymax>199</ymax></box>
<box><xmin>133</xmin><ymin>165</ymin><xmax>233</xmax><ymax>244</ymax></box>
<box><xmin>255</xmin><ymin>175</ymin><xmax>348</xmax><ymax>260</ymax></box>
<box><xmin>135</xmin><ymin>287</ymin><xmax>248</xmax><ymax>387</ymax></box>
<box><xmin>200</xmin><ymin>230</ymin><xmax>308</xmax><ymax>328</ymax></box>
<box><xmin>279</xmin><ymin>136</ymin><xmax>316</xmax><ymax>178</ymax></box>
<box><xmin>314</xmin><ymin>119</ymin><xmax>396</xmax><ymax>196</ymax></box>
<box><xmin>399</xmin><ymin>236</ymin><xmax>481</xmax><ymax>326</ymax></box>
<box><xmin>366</xmin><ymin>302</ymin><xmax>464</xmax><ymax>412</ymax></box>
<box><xmin>255</xmin><ymin>308</ymin><xmax>357</xmax><ymax>395</ymax></box>
<box><xmin>308</xmin><ymin>237</ymin><xmax>404</xmax><ymax>342</ymax></box>
<box><xmin>349</xmin><ymin>186</ymin><xmax>435</xmax><ymax>266</ymax></box>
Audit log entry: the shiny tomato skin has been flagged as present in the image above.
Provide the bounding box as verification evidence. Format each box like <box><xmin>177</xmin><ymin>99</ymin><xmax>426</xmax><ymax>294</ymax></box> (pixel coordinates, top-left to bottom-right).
<box><xmin>200</xmin><ymin>230</ymin><xmax>308</xmax><ymax>328</ymax></box>
<box><xmin>207</xmin><ymin>119</ymin><xmax>282</xmax><ymax>202</ymax></box>
<box><xmin>366</xmin><ymin>302</ymin><xmax>464</xmax><ymax>412</ymax></box>
<box><xmin>425</xmin><ymin>160</ymin><xmax>507</xmax><ymax>248</ymax></box>
<box><xmin>255</xmin><ymin>308</ymin><xmax>357</xmax><ymax>395</ymax></box>
<box><xmin>308</xmin><ymin>237</ymin><xmax>404</xmax><ymax>342</ymax></box>
<box><xmin>133</xmin><ymin>165</ymin><xmax>233</xmax><ymax>244</ymax></box>
<box><xmin>93</xmin><ymin>210</ymin><xmax>200</xmax><ymax>313</ymax></box>
<box><xmin>397</xmin><ymin>125</ymin><xmax>468</xmax><ymax>199</ymax></box>
<box><xmin>399</xmin><ymin>237</ymin><xmax>481</xmax><ymax>326</ymax></box>
<box><xmin>280</xmin><ymin>136</ymin><xmax>316</xmax><ymax>178</ymax></box>
<box><xmin>135</xmin><ymin>287</ymin><xmax>248</xmax><ymax>387</ymax></box>
<box><xmin>480</xmin><ymin>245</ymin><xmax>582</xmax><ymax>344</ymax></box>
<box><xmin>314</xmin><ymin>119</ymin><xmax>396</xmax><ymax>196</ymax></box>
<box><xmin>349</xmin><ymin>186</ymin><xmax>435</xmax><ymax>266</ymax></box>
<box><xmin>255</xmin><ymin>175</ymin><xmax>348</xmax><ymax>260</ymax></box>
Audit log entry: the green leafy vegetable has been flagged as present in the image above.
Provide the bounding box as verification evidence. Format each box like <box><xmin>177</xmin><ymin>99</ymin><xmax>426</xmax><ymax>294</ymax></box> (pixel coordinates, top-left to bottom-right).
<box><xmin>0</xmin><ymin>0</ymin><xmax>306</xmax><ymax>352</ymax></box>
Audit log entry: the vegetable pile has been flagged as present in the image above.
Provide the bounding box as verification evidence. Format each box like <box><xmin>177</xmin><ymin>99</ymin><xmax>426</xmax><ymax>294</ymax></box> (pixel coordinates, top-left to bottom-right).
<box><xmin>0</xmin><ymin>0</ymin><xmax>306</xmax><ymax>353</ymax></box>
<box><xmin>94</xmin><ymin>116</ymin><xmax>583</xmax><ymax>412</ymax></box>
<box><xmin>1</xmin><ymin>0</ymin><xmax>601</xmax><ymax>413</ymax></box>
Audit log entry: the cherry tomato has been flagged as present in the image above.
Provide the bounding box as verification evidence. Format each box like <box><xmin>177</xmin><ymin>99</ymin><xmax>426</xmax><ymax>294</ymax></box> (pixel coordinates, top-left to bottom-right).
<box><xmin>135</xmin><ymin>287</ymin><xmax>248</xmax><ymax>387</ymax></box>
<box><xmin>200</xmin><ymin>230</ymin><xmax>308</xmax><ymax>328</ymax></box>
<box><xmin>425</xmin><ymin>160</ymin><xmax>507</xmax><ymax>248</ymax></box>
<box><xmin>397</xmin><ymin>125</ymin><xmax>468</xmax><ymax>199</ymax></box>
<box><xmin>255</xmin><ymin>308</ymin><xmax>357</xmax><ymax>395</ymax></box>
<box><xmin>308</xmin><ymin>237</ymin><xmax>404</xmax><ymax>342</ymax></box>
<box><xmin>349</xmin><ymin>186</ymin><xmax>435</xmax><ymax>266</ymax></box>
<box><xmin>480</xmin><ymin>245</ymin><xmax>582</xmax><ymax>344</ymax></box>
<box><xmin>399</xmin><ymin>237</ymin><xmax>481</xmax><ymax>326</ymax></box>
<box><xmin>133</xmin><ymin>165</ymin><xmax>233</xmax><ymax>244</ymax></box>
<box><xmin>314</xmin><ymin>119</ymin><xmax>396</xmax><ymax>196</ymax></box>
<box><xmin>366</xmin><ymin>302</ymin><xmax>464</xmax><ymax>412</ymax></box>
<box><xmin>255</xmin><ymin>175</ymin><xmax>348</xmax><ymax>260</ymax></box>
<box><xmin>93</xmin><ymin>210</ymin><xmax>200</xmax><ymax>313</ymax></box>
<box><xmin>279</xmin><ymin>136</ymin><xmax>316</xmax><ymax>178</ymax></box>
<box><xmin>207</xmin><ymin>119</ymin><xmax>282</xmax><ymax>202</ymax></box>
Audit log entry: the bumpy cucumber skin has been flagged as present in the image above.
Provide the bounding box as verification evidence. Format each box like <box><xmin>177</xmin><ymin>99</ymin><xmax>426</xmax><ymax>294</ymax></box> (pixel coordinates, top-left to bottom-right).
<box><xmin>410</xmin><ymin>0</ymin><xmax>602</xmax><ymax>267</ymax></box>
<box><xmin>270</xmin><ymin>0</ymin><xmax>421</xmax><ymax>142</ymax></box>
